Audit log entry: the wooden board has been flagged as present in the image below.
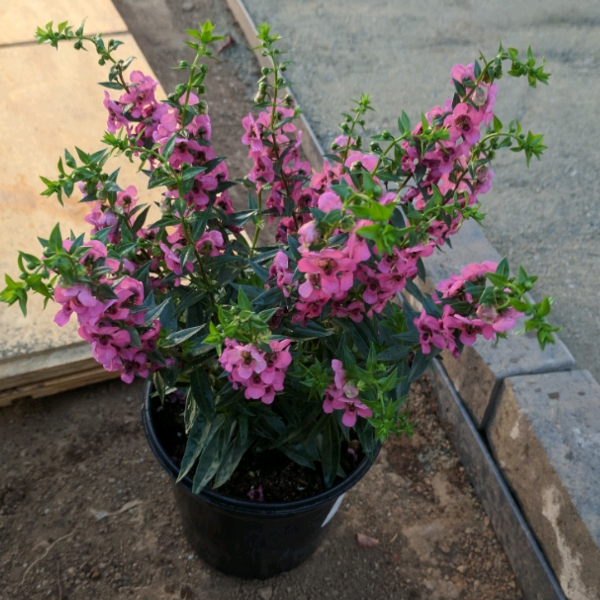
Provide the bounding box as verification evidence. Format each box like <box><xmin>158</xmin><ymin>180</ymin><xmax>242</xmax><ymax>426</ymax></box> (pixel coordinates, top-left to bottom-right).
<box><xmin>0</xmin><ymin>3</ymin><xmax>164</xmax><ymax>403</ymax></box>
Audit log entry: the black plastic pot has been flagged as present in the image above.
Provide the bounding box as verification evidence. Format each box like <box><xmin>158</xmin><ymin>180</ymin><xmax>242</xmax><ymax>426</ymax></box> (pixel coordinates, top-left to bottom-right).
<box><xmin>141</xmin><ymin>382</ymin><xmax>379</xmax><ymax>579</ymax></box>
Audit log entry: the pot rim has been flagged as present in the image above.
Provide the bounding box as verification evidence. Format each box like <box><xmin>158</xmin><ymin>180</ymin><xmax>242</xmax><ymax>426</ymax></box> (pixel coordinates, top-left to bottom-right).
<box><xmin>142</xmin><ymin>381</ymin><xmax>380</xmax><ymax>515</ymax></box>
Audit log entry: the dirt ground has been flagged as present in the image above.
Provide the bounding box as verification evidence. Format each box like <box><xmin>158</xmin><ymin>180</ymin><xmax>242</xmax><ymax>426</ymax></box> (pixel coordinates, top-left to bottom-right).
<box><xmin>0</xmin><ymin>377</ymin><xmax>523</xmax><ymax>600</ymax></box>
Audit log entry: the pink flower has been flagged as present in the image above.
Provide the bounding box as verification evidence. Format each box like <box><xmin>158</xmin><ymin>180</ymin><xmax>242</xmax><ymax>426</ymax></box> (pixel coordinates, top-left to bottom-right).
<box><xmin>84</xmin><ymin>202</ymin><xmax>119</xmax><ymax>243</ymax></box>
<box><xmin>186</xmin><ymin>174</ymin><xmax>218</xmax><ymax>208</ymax></box>
<box><xmin>414</xmin><ymin>311</ymin><xmax>448</xmax><ymax>355</ymax></box>
<box><xmin>297</xmin><ymin>220</ymin><xmax>320</xmax><ymax>246</ymax></box>
<box><xmin>119</xmin><ymin>71</ymin><xmax>158</xmax><ymax>118</ymax></box>
<box><xmin>187</xmin><ymin>114</ymin><xmax>212</xmax><ymax>140</ymax></box>
<box><xmin>346</xmin><ymin>224</ymin><xmax>372</xmax><ymax>262</ymax></box>
<box><xmin>322</xmin><ymin>359</ymin><xmax>372</xmax><ymax>427</ymax></box>
<box><xmin>241</xmin><ymin>113</ymin><xmax>264</xmax><ymax>152</ymax></box>
<box><xmin>195</xmin><ymin>230</ymin><xmax>224</xmax><ymax>257</ymax></box>
<box><xmin>444</xmin><ymin>103</ymin><xmax>481</xmax><ymax>145</ymax></box>
<box><xmin>331</xmin><ymin>299</ymin><xmax>365</xmax><ymax>323</ymax></box>
<box><xmin>169</xmin><ymin>139</ymin><xmax>202</xmax><ymax>170</ymax></box>
<box><xmin>269</xmin><ymin>250</ymin><xmax>296</xmax><ymax>297</ymax></box>
<box><xmin>116</xmin><ymin>186</ymin><xmax>138</xmax><ymax>210</ymax></box>
<box><xmin>317</xmin><ymin>191</ymin><xmax>343</xmax><ymax>213</ymax></box>
<box><xmin>247</xmin><ymin>485</ymin><xmax>264</xmax><ymax>502</ymax></box>
<box><xmin>159</xmin><ymin>242</ymin><xmax>193</xmax><ymax>276</ymax></box>
<box><xmin>298</xmin><ymin>249</ymin><xmax>357</xmax><ymax>297</ymax></box>
<box><xmin>81</xmin><ymin>240</ymin><xmax>108</xmax><ymax>262</ymax></box>
<box><xmin>152</xmin><ymin>108</ymin><xmax>178</xmax><ymax>143</ymax></box>
<box><xmin>78</xmin><ymin>321</ymin><xmax>131</xmax><ymax>366</ymax></box>
<box><xmin>344</xmin><ymin>151</ymin><xmax>379</xmax><ymax>173</ymax></box>
<box><xmin>248</xmin><ymin>152</ymin><xmax>275</xmax><ymax>186</ymax></box>
<box><xmin>103</xmin><ymin>92</ymin><xmax>129</xmax><ymax>134</ymax></box>
<box><xmin>53</xmin><ymin>284</ymin><xmax>106</xmax><ymax>327</ymax></box>
<box><xmin>219</xmin><ymin>338</ymin><xmax>292</xmax><ymax>405</ymax></box>
<box><xmin>119</xmin><ymin>348</ymin><xmax>149</xmax><ymax>384</ymax></box>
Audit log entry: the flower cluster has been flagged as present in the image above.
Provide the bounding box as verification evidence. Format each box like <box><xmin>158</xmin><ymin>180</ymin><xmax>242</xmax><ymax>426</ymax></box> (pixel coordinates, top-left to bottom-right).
<box><xmin>414</xmin><ymin>261</ymin><xmax>523</xmax><ymax>357</ymax></box>
<box><xmin>218</xmin><ymin>338</ymin><xmax>292</xmax><ymax>404</ymax></box>
<box><xmin>54</xmin><ymin>262</ymin><xmax>160</xmax><ymax>383</ymax></box>
<box><xmin>322</xmin><ymin>360</ymin><xmax>372</xmax><ymax>427</ymax></box>
<box><xmin>102</xmin><ymin>68</ymin><xmax>236</xmax><ymax>288</ymax></box>
<box><xmin>268</xmin><ymin>60</ymin><xmax>501</xmax><ymax>327</ymax></box>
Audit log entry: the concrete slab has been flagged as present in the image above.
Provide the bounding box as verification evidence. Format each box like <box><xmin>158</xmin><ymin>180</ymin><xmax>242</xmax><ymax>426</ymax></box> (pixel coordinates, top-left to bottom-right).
<box><xmin>240</xmin><ymin>0</ymin><xmax>600</xmax><ymax>382</ymax></box>
<box><xmin>488</xmin><ymin>370</ymin><xmax>600</xmax><ymax>600</ymax></box>
<box><xmin>0</xmin><ymin>34</ymin><xmax>162</xmax><ymax>366</ymax></box>
<box><xmin>0</xmin><ymin>0</ymin><xmax>127</xmax><ymax>47</ymax></box>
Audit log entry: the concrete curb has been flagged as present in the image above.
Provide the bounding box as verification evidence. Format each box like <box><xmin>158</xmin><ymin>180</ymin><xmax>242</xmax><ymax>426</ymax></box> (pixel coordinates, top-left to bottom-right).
<box><xmin>223</xmin><ymin>1</ymin><xmax>597</xmax><ymax>598</ymax></box>
<box><xmin>430</xmin><ymin>359</ymin><xmax>566</xmax><ymax>600</ymax></box>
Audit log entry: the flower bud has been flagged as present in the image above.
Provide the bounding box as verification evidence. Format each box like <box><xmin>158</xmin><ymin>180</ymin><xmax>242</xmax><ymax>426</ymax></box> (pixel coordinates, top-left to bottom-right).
<box><xmin>473</xmin><ymin>86</ymin><xmax>488</xmax><ymax>107</ymax></box>
<box><xmin>198</xmin><ymin>100</ymin><xmax>208</xmax><ymax>115</ymax></box>
<box><xmin>350</xmin><ymin>161</ymin><xmax>363</xmax><ymax>173</ymax></box>
<box><xmin>382</xmin><ymin>130</ymin><xmax>392</xmax><ymax>140</ymax></box>
<box><xmin>476</xmin><ymin>166</ymin><xmax>489</xmax><ymax>183</ymax></box>
<box><xmin>370</xmin><ymin>141</ymin><xmax>381</xmax><ymax>152</ymax></box>
<box><xmin>261</xmin><ymin>66</ymin><xmax>270</xmax><ymax>76</ymax></box>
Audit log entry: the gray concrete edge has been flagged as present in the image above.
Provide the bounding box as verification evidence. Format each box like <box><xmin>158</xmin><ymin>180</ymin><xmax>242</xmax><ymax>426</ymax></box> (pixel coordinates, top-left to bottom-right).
<box><xmin>430</xmin><ymin>359</ymin><xmax>566</xmax><ymax>600</ymax></box>
<box><xmin>222</xmin><ymin>1</ymin><xmax>584</xmax><ymax>597</ymax></box>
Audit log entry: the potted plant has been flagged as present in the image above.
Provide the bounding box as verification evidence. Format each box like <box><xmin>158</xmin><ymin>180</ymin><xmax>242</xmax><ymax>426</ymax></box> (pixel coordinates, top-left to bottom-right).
<box><xmin>1</xmin><ymin>19</ymin><xmax>557</xmax><ymax>579</ymax></box>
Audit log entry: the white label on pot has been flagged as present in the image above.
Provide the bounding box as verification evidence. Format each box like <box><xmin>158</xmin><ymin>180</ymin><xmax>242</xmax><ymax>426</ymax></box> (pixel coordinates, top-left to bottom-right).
<box><xmin>321</xmin><ymin>493</ymin><xmax>346</xmax><ymax>528</ymax></box>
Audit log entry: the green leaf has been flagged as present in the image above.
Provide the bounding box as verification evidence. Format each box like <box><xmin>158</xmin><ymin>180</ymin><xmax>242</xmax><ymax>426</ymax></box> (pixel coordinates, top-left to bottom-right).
<box><xmin>99</xmin><ymin>81</ymin><xmax>123</xmax><ymax>90</ymax></box>
<box><xmin>177</xmin><ymin>413</ymin><xmax>222</xmax><ymax>483</ymax></box>
<box><xmin>184</xmin><ymin>388</ymin><xmax>198</xmax><ymax>434</ymax></box>
<box><xmin>487</xmin><ymin>273</ymin><xmax>509</xmax><ymax>288</ymax></box>
<box><xmin>190</xmin><ymin>368</ymin><xmax>216</xmax><ymax>421</ymax></box>
<box><xmin>377</xmin><ymin>345</ymin><xmax>410</xmax><ymax>362</ymax></box>
<box><xmin>320</xmin><ymin>417</ymin><xmax>340</xmax><ymax>489</ymax></box>
<box><xmin>48</xmin><ymin>223</ymin><xmax>63</xmax><ymax>252</ymax></box>
<box><xmin>285</xmin><ymin>320</ymin><xmax>332</xmax><ymax>340</ymax></box>
<box><xmin>212</xmin><ymin>433</ymin><xmax>255</xmax><ymax>489</ymax></box>
<box><xmin>192</xmin><ymin>419</ymin><xmax>231</xmax><ymax>494</ymax></box>
<box><xmin>64</xmin><ymin>149</ymin><xmax>76</xmax><ymax>168</ymax></box>
<box><xmin>161</xmin><ymin>325</ymin><xmax>205</xmax><ymax>348</ymax></box>
<box><xmin>162</xmin><ymin>133</ymin><xmax>178</xmax><ymax>158</ymax></box>
<box><xmin>247</xmin><ymin>260</ymin><xmax>269</xmax><ymax>283</ymax></box>
<box><xmin>143</xmin><ymin>297</ymin><xmax>172</xmax><ymax>327</ymax></box>
<box><xmin>538</xmin><ymin>296</ymin><xmax>551</xmax><ymax>318</ymax></box>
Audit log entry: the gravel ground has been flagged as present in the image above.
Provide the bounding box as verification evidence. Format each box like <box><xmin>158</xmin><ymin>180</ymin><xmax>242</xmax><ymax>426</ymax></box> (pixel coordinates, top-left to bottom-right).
<box><xmin>240</xmin><ymin>0</ymin><xmax>600</xmax><ymax>381</ymax></box>
<box><xmin>0</xmin><ymin>377</ymin><xmax>522</xmax><ymax>599</ymax></box>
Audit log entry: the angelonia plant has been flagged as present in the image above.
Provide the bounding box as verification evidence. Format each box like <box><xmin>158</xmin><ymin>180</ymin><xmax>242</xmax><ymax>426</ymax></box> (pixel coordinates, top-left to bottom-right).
<box><xmin>1</xmin><ymin>20</ymin><xmax>558</xmax><ymax>493</ymax></box>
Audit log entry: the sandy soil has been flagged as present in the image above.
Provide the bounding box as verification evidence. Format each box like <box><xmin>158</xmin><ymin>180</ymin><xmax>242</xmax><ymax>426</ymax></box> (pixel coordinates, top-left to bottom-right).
<box><xmin>0</xmin><ymin>377</ymin><xmax>522</xmax><ymax>600</ymax></box>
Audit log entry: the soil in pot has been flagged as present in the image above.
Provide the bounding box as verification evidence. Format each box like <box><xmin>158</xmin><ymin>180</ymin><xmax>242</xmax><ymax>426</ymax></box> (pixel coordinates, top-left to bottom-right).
<box><xmin>152</xmin><ymin>394</ymin><xmax>366</xmax><ymax>502</ymax></box>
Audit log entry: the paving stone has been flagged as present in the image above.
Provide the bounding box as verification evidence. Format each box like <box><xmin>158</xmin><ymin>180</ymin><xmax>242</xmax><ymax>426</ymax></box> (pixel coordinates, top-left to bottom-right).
<box><xmin>419</xmin><ymin>220</ymin><xmax>574</xmax><ymax>428</ymax></box>
<box><xmin>0</xmin><ymin>0</ymin><xmax>127</xmax><ymax>46</ymax></box>
<box><xmin>487</xmin><ymin>370</ymin><xmax>600</xmax><ymax>600</ymax></box>
<box><xmin>0</xmin><ymin>34</ymin><xmax>162</xmax><ymax>362</ymax></box>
